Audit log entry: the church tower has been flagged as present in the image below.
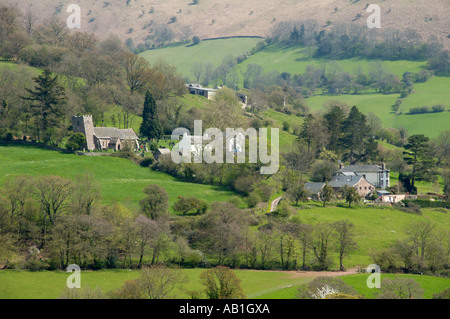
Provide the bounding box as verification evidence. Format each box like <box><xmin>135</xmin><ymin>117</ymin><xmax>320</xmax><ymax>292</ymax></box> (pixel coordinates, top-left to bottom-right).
<box><xmin>72</xmin><ymin>115</ymin><xmax>95</xmax><ymax>151</ymax></box>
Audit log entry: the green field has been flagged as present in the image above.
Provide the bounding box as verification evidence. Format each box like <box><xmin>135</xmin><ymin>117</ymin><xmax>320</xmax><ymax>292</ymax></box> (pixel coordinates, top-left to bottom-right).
<box><xmin>236</xmin><ymin>44</ymin><xmax>427</xmax><ymax>79</ymax></box>
<box><xmin>291</xmin><ymin>205</ymin><xmax>450</xmax><ymax>267</ymax></box>
<box><xmin>0</xmin><ymin>144</ymin><xmax>236</xmax><ymax>209</ymax></box>
<box><xmin>1</xmin><ymin>269</ymin><xmax>447</xmax><ymax>299</ymax></box>
<box><xmin>140</xmin><ymin>38</ymin><xmax>262</xmax><ymax>78</ymax></box>
<box><xmin>0</xmin><ymin>269</ymin><xmax>303</xmax><ymax>299</ymax></box>
<box><xmin>139</xmin><ymin>39</ymin><xmax>449</xmax><ymax>138</ymax></box>
<box><xmin>257</xmin><ymin>273</ymin><xmax>450</xmax><ymax>299</ymax></box>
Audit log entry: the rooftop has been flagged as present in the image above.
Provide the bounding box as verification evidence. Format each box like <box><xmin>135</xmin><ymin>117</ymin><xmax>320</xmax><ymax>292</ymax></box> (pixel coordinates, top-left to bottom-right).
<box><xmin>337</xmin><ymin>164</ymin><xmax>388</xmax><ymax>173</ymax></box>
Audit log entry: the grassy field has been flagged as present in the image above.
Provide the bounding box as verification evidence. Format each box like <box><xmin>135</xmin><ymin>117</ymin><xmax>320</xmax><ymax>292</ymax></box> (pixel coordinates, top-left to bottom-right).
<box><xmin>256</xmin><ymin>273</ymin><xmax>450</xmax><ymax>299</ymax></box>
<box><xmin>140</xmin><ymin>38</ymin><xmax>262</xmax><ymax>78</ymax></box>
<box><xmin>0</xmin><ymin>144</ymin><xmax>236</xmax><ymax>209</ymax></box>
<box><xmin>1</xmin><ymin>269</ymin><xmax>447</xmax><ymax>299</ymax></box>
<box><xmin>236</xmin><ymin>44</ymin><xmax>427</xmax><ymax>79</ymax></box>
<box><xmin>0</xmin><ymin>268</ymin><xmax>303</xmax><ymax>299</ymax></box>
<box><xmin>290</xmin><ymin>204</ymin><xmax>450</xmax><ymax>268</ymax></box>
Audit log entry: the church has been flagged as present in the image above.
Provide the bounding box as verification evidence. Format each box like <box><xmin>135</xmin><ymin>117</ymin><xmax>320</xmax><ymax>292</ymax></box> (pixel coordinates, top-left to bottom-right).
<box><xmin>72</xmin><ymin>115</ymin><xmax>139</xmax><ymax>151</ymax></box>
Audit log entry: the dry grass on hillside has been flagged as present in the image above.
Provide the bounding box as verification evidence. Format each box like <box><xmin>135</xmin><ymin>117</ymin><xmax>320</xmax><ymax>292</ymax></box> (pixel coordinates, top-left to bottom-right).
<box><xmin>4</xmin><ymin>0</ymin><xmax>449</xmax><ymax>47</ymax></box>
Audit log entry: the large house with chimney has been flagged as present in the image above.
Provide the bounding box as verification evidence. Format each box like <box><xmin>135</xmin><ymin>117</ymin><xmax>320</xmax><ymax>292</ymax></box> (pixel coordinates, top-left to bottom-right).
<box><xmin>72</xmin><ymin>115</ymin><xmax>139</xmax><ymax>151</ymax></box>
<box><xmin>334</xmin><ymin>164</ymin><xmax>390</xmax><ymax>189</ymax></box>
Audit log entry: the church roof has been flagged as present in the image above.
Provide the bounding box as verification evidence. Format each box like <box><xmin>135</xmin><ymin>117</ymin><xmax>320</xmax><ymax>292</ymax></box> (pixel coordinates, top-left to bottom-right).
<box><xmin>94</xmin><ymin>127</ymin><xmax>138</xmax><ymax>140</ymax></box>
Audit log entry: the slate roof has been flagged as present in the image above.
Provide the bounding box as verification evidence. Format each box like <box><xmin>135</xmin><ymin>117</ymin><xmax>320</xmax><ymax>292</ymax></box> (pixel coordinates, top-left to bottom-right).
<box><xmin>156</xmin><ymin>148</ymin><xmax>171</xmax><ymax>155</ymax></box>
<box><xmin>94</xmin><ymin>127</ymin><xmax>138</xmax><ymax>140</ymax></box>
<box><xmin>328</xmin><ymin>175</ymin><xmax>364</xmax><ymax>188</ymax></box>
<box><xmin>305</xmin><ymin>182</ymin><xmax>325</xmax><ymax>194</ymax></box>
<box><xmin>337</xmin><ymin>165</ymin><xmax>388</xmax><ymax>173</ymax></box>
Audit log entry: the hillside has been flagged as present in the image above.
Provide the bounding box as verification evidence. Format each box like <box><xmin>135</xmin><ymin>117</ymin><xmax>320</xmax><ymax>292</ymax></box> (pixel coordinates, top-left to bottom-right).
<box><xmin>141</xmin><ymin>40</ymin><xmax>450</xmax><ymax>138</ymax></box>
<box><xmin>0</xmin><ymin>144</ymin><xmax>237</xmax><ymax>210</ymax></box>
<box><xmin>4</xmin><ymin>0</ymin><xmax>449</xmax><ymax>48</ymax></box>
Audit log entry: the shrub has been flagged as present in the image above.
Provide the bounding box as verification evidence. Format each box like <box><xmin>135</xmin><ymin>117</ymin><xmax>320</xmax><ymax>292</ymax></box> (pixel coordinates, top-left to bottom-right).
<box><xmin>432</xmin><ymin>104</ymin><xmax>446</xmax><ymax>113</ymax></box>
<box><xmin>139</xmin><ymin>157</ymin><xmax>155</xmax><ymax>167</ymax></box>
<box><xmin>246</xmin><ymin>191</ymin><xmax>262</xmax><ymax>208</ymax></box>
<box><xmin>432</xmin><ymin>287</ymin><xmax>450</xmax><ymax>299</ymax></box>
<box><xmin>66</xmin><ymin>133</ymin><xmax>86</xmax><ymax>151</ymax></box>
<box><xmin>192</xmin><ymin>36</ymin><xmax>201</xmax><ymax>45</ymax></box>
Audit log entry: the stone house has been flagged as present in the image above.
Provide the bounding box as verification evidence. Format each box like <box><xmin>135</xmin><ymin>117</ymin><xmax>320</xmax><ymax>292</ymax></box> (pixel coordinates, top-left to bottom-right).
<box><xmin>72</xmin><ymin>115</ymin><xmax>139</xmax><ymax>151</ymax></box>
<box><xmin>328</xmin><ymin>175</ymin><xmax>375</xmax><ymax>198</ymax></box>
<box><xmin>335</xmin><ymin>164</ymin><xmax>390</xmax><ymax>189</ymax></box>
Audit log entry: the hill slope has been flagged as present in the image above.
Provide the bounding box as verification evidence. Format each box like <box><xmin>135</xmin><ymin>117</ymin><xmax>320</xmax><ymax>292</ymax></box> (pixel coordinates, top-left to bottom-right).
<box><xmin>4</xmin><ymin>0</ymin><xmax>449</xmax><ymax>47</ymax></box>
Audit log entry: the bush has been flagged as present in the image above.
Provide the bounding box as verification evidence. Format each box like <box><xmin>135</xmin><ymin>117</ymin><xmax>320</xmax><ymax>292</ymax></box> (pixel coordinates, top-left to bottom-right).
<box><xmin>66</xmin><ymin>133</ymin><xmax>86</xmax><ymax>151</ymax></box>
<box><xmin>400</xmin><ymin>201</ymin><xmax>422</xmax><ymax>214</ymax></box>
<box><xmin>432</xmin><ymin>104</ymin><xmax>446</xmax><ymax>113</ymax></box>
<box><xmin>192</xmin><ymin>36</ymin><xmax>201</xmax><ymax>45</ymax></box>
<box><xmin>433</xmin><ymin>287</ymin><xmax>450</xmax><ymax>299</ymax></box>
<box><xmin>24</xmin><ymin>259</ymin><xmax>49</xmax><ymax>271</ymax></box>
<box><xmin>402</xmin><ymin>199</ymin><xmax>450</xmax><ymax>209</ymax></box>
<box><xmin>246</xmin><ymin>192</ymin><xmax>262</xmax><ymax>208</ymax></box>
<box><xmin>139</xmin><ymin>157</ymin><xmax>155</xmax><ymax>167</ymax></box>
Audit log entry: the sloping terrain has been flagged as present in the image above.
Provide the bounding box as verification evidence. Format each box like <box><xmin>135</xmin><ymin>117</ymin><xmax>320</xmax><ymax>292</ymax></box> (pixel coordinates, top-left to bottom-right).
<box><xmin>4</xmin><ymin>0</ymin><xmax>449</xmax><ymax>47</ymax></box>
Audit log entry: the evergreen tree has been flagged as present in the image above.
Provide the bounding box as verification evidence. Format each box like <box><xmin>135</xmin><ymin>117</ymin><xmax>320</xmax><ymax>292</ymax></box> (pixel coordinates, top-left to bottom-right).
<box><xmin>140</xmin><ymin>90</ymin><xmax>163</xmax><ymax>141</ymax></box>
<box><xmin>23</xmin><ymin>69</ymin><xmax>67</xmax><ymax>143</ymax></box>
<box><xmin>403</xmin><ymin>134</ymin><xmax>435</xmax><ymax>193</ymax></box>
<box><xmin>323</xmin><ymin>105</ymin><xmax>345</xmax><ymax>152</ymax></box>
<box><xmin>339</xmin><ymin>106</ymin><xmax>375</xmax><ymax>164</ymax></box>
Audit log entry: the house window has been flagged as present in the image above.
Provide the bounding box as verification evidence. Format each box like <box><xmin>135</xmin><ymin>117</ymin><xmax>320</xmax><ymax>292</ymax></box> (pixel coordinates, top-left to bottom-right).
<box><xmin>365</xmin><ymin>186</ymin><xmax>367</xmax><ymax>190</ymax></box>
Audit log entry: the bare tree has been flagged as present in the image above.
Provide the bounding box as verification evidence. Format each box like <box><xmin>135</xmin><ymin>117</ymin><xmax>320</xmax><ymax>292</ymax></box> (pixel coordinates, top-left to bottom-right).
<box><xmin>22</xmin><ymin>8</ymin><xmax>38</xmax><ymax>36</ymax></box>
<box><xmin>140</xmin><ymin>266</ymin><xmax>187</xmax><ymax>299</ymax></box>
<box><xmin>333</xmin><ymin>220</ymin><xmax>357</xmax><ymax>271</ymax></box>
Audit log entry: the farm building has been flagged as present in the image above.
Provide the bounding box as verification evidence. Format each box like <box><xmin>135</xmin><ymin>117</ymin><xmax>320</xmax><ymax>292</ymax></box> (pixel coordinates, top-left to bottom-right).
<box><xmin>305</xmin><ymin>182</ymin><xmax>325</xmax><ymax>200</ymax></box>
<box><xmin>186</xmin><ymin>83</ymin><xmax>219</xmax><ymax>100</ymax></box>
<box><xmin>72</xmin><ymin>115</ymin><xmax>139</xmax><ymax>151</ymax></box>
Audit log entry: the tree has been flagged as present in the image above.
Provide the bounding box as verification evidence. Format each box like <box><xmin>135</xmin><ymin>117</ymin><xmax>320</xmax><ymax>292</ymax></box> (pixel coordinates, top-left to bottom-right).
<box><xmin>139</xmin><ymin>184</ymin><xmax>168</xmax><ymax>220</ymax></box>
<box><xmin>172</xmin><ymin>196</ymin><xmax>208</xmax><ymax>216</ymax></box>
<box><xmin>287</xmin><ymin>181</ymin><xmax>309</xmax><ymax>206</ymax></box>
<box><xmin>66</xmin><ymin>133</ymin><xmax>86</xmax><ymax>151</ymax></box>
<box><xmin>140</xmin><ymin>90</ymin><xmax>163</xmax><ymax>141</ymax></box>
<box><xmin>320</xmin><ymin>184</ymin><xmax>334</xmax><ymax>207</ymax></box>
<box><xmin>339</xmin><ymin>106</ymin><xmax>376</xmax><ymax>164</ymax></box>
<box><xmin>342</xmin><ymin>185</ymin><xmax>360</xmax><ymax>208</ymax></box>
<box><xmin>200</xmin><ymin>266</ymin><xmax>245</xmax><ymax>299</ymax></box>
<box><xmin>403</xmin><ymin>135</ymin><xmax>434</xmax><ymax>193</ymax></box>
<box><xmin>298</xmin><ymin>224</ymin><xmax>313</xmax><ymax>270</ymax></box>
<box><xmin>33</xmin><ymin>175</ymin><xmax>72</xmax><ymax>226</ymax></box>
<box><xmin>122</xmin><ymin>52</ymin><xmax>152</xmax><ymax>92</ymax></box>
<box><xmin>23</xmin><ymin>69</ymin><xmax>67</xmax><ymax>143</ymax></box>
<box><xmin>70</xmin><ymin>173</ymin><xmax>101</xmax><ymax>215</ymax></box>
<box><xmin>134</xmin><ymin>215</ymin><xmax>157</xmax><ymax>268</ymax></box>
<box><xmin>333</xmin><ymin>220</ymin><xmax>357</xmax><ymax>271</ymax></box>
<box><xmin>110</xmin><ymin>266</ymin><xmax>187</xmax><ymax>299</ymax></box>
<box><xmin>312</xmin><ymin>223</ymin><xmax>334</xmax><ymax>270</ymax></box>
<box><xmin>405</xmin><ymin>220</ymin><xmax>435</xmax><ymax>271</ymax></box>
<box><xmin>376</xmin><ymin>277</ymin><xmax>424</xmax><ymax>299</ymax></box>
<box><xmin>310</xmin><ymin>160</ymin><xmax>336</xmax><ymax>183</ymax></box>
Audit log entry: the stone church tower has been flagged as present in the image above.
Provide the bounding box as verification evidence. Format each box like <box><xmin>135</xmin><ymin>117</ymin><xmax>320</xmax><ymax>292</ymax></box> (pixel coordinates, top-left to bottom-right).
<box><xmin>72</xmin><ymin>115</ymin><xmax>95</xmax><ymax>151</ymax></box>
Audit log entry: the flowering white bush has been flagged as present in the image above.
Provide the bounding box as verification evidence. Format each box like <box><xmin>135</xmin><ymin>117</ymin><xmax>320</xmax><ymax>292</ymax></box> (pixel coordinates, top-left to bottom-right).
<box><xmin>310</xmin><ymin>285</ymin><xmax>340</xmax><ymax>299</ymax></box>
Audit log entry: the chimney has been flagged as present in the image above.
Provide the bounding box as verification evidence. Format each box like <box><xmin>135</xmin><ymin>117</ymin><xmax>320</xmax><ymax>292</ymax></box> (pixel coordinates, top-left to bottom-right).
<box><xmin>382</xmin><ymin>162</ymin><xmax>386</xmax><ymax>170</ymax></box>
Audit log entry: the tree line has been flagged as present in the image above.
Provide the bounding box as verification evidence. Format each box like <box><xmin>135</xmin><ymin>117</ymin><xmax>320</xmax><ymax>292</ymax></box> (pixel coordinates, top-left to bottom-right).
<box><xmin>1</xmin><ymin>173</ymin><xmax>361</xmax><ymax>272</ymax></box>
<box><xmin>0</xmin><ymin>5</ymin><xmax>186</xmax><ymax>145</ymax></box>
